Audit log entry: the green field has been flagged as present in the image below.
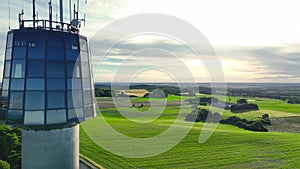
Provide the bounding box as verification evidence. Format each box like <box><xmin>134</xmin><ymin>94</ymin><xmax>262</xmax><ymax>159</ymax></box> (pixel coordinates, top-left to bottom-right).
<box><xmin>202</xmin><ymin>94</ymin><xmax>300</xmax><ymax>114</ymax></box>
<box><xmin>80</xmin><ymin>95</ymin><xmax>300</xmax><ymax>168</ymax></box>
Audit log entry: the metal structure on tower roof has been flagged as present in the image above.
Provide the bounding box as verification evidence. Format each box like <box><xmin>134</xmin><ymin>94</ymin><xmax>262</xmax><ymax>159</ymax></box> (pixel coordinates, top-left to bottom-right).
<box><xmin>1</xmin><ymin>1</ymin><xmax>95</xmax><ymax>168</ymax></box>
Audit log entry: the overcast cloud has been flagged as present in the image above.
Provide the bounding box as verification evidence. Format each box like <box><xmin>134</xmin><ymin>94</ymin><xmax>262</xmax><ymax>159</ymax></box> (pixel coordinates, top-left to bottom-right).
<box><xmin>0</xmin><ymin>0</ymin><xmax>300</xmax><ymax>82</ymax></box>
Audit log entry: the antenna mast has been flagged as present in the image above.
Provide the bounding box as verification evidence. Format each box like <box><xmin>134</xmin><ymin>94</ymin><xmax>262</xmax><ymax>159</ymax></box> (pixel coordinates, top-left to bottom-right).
<box><xmin>8</xmin><ymin>0</ymin><xmax>11</xmax><ymax>30</ymax></box>
<box><xmin>69</xmin><ymin>0</ymin><xmax>72</xmax><ymax>23</ymax></box>
<box><xmin>49</xmin><ymin>0</ymin><xmax>53</xmax><ymax>30</ymax></box>
<box><xmin>33</xmin><ymin>0</ymin><xmax>36</xmax><ymax>27</ymax></box>
<box><xmin>59</xmin><ymin>0</ymin><xmax>63</xmax><ymax>28</ymax></box>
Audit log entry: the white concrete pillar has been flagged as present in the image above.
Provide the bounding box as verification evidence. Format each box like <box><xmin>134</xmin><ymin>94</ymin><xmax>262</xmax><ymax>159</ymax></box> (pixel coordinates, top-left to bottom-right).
<box><xmin>22</xmin><ymin>124</ymin><xmax>79</xmax><ymax>169</ymax></box>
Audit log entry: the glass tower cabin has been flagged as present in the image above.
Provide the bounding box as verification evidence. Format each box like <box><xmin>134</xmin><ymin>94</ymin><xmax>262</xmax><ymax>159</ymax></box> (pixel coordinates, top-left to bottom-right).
<box><xmin>0</xmin><ymin>27</ymin><xmax>96</xmax><ymax>127</ymax></box>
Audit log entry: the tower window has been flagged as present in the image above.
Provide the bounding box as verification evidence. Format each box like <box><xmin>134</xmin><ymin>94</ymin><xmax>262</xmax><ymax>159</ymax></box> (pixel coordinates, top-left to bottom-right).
<box><xmin>46</xmin><ymin>109</ymin><xmax>67</xmax><ymax>124</ymax></box>
<box><xmin>47</xmin><ymin>79</ymin><xmax>65</xmax><ymax>90</ymax></box>
<box><xmin>25</xmin><ymin>91</ymin><xmax>45</xmax><ymax>110</ymax></box>
<box><xmin>10</xmin><ymin>79</ymin><xmax>25</xmax><ymax>91</ymax></box>
<box><xmin>47</xmin><ymin>91</ymin><xmax>65</xmax><ymax>109</ymax></box>
<box><xmin>24</xmin><ymin>111</ymin><xmax>44</xmax><ymax>125</ymax></box>
<box><xmin>5</xmin><ymin>48</ymin><xmax>12</xmax><ymax>60</ymax></box>
<box><xmin>26</xmin><ymin>79</ymin><xmax>45</xmax><ymax>90</ymax></box>
<box><xmin>12</xmin><ymin>60</ymin><xmax>25</xmax><ymax>78</ymax></box>
<box><xmin>7</xmin><ymin>110</ymin><xmax>23</xmax><ymax>124</ymax></box>
<box><xmin>28</xmin><ymin>61</ymin><xmax>44</xmax><ymax>77</ymax></box>
<box><xmin>47</xmin><ymin>62</ymin><xmax>65</xmax><ymax>78</ymax></box>
<box><xmin>9</xmin><ymin>91</ymin><xmax>23</xmax><ymax>109</ymax></box>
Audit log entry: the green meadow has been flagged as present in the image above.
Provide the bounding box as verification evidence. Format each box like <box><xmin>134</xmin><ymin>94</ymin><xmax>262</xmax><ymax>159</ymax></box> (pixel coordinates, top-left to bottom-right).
<box><xmin>80</xmin><ymin>95</ymin><xmax>300</xmax><ymax>168</ymax></box>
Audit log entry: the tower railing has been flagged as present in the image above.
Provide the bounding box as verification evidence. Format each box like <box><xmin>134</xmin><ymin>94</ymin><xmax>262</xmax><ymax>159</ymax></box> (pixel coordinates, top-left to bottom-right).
<box><xmin>19</xmin><ymin>19</ymin><xmax>79</xmax><ymax>34</ymax></box>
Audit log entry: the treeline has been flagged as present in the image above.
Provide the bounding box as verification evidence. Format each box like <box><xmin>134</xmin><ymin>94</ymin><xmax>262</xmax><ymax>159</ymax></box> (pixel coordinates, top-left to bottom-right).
<box><xmin>95</xmin><ymin>88</ymin><xmax>114</xmax><ymax>97</ymax></box>
<box><xmin>220</xmin><ymin>115</ymin><xmax>269</xmax><ymax>132</ymax></box>
<box><xmin>94</xmin><ymin>85</ymin><xmax>188</xmax><ymax>97</ymax></box>
<box><xmin>185</xmin><ymin>108</ymin><xmax>221</xmax><ymax>123</ymax></box>
<box><xmin>129</xmin><ymin>85</ymin><xmax>180</xmax><ymax>95</ymax></box>
<box><xmin>188</xmin><ymin>97</ymin><xmax>218</xmax><ymax>106</ymax></box>
<box><xmin>188</xmin><ymin>97</ymin><xmax>259</xmax><ymax>112</ymax></box>
<box><xmin>287</xmin><ymin>97</ymin><xmax>300</xmax><ymax>104</ymax></box>
<box><xmin>0</xmin><ymin>125</ymin><xmax>21</xmax><ymax>169</ymax></box>
<box><xmin>226</xmin><ymin>85</ymin><xmax>300</xmax><ymax>104</ymax></box>
<box><xmin>185</xmin><ymin>108</ymin><xmax>270</xmax><ymax>132</ymax></box>
<box><xmin>93</xmin><ymin>84</ymin><xmax>223</xmax><ymax>97</ymax></box>
<box><xmin>230</xmin><ymin>104</ymin><xmax>258</xmax><ymax>111</ymax></box>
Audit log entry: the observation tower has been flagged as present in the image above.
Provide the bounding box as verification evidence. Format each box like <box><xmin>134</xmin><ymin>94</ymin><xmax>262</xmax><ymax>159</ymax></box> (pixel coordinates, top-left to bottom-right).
<box><xmin>0</xmin><ymin>0</ymin><xmax>96</xmax><ymax>168</ymax></box>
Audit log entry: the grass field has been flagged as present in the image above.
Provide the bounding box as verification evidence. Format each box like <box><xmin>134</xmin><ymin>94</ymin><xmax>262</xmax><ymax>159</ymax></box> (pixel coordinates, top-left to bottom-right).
<box><xmin>201</xmin><ymin>94</ymin><xmax>300</xmax><ymax>114</ymax></box>
<box><xmin>80</xmin><ymin>95</ymin><xmax>300</xmax><ymax>168</ymax></box>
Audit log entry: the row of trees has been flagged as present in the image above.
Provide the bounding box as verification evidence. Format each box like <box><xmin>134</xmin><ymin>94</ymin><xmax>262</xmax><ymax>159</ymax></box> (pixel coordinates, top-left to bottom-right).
<box><xmin>230</xmin><ymin>103</ymin><xmax>259</xmax><ymax>111</ymax></box>
<box><xmin>287</xmin><ymin>97</ymin><xmax>300</xmax><ymax>104</ymax></box>
<box><xmin>95</xmin><ymin>88</ymin><xmax>114</xmax><ymax>97</ymax></box>
<box><xmin>226</xmin><ymin>84</ymin><xmax>300</xmax><ymax>105</ymax></box>
<box><xmin>185</xmin><ymin>108</ymin><xmax>221</xmax><ymax>123</ymax></box>
<box><xmin>0</xmin><ymin>125</ymin><xmax>21</xmax><ymax>169</ymax></box>
<box><xmin>129</xmin><ymin>85</ymin><xmax>180</xmax><ymax>95</ymax></box>
<box><xmin>185</xmin><ymin>107</ymin><xmax>270</xmax><ymax>132</ymax></box>
<box><xmin>220</xmin><ymin>115</ymin><xmax>269</xmax><ymax>132</ymax></box>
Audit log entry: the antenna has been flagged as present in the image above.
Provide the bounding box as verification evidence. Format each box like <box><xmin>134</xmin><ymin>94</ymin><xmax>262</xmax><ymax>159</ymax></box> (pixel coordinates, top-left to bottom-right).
<box><xmin>59</xmin><ymin>0</ymin><xmax>63</xmax><ymax>28</ymax></box>
<box><xmin>18</xmin><ymin>9</ymin><xmax>24</xmax><ymax>29</ymax></box>
<box><xmin>69</xmin><ymin>0</ymin><xmax>72</xmax><ymax>23</ymax></box>
<box><xmin>49</xmin><ymin>0</ymin><xmax>53</xmax><ymax>29</ymax></box>
<box><xmin>8</xmin><ymin>0</ymin><xmax>11</xmax><ymax>30</ymax></box>
<box><xmin>33</xmin><ymin>0</ymin><xmax>36</xmax><ymax>27</ymax></box>
<box><xmin>70</xmin><ymin>0</ymin><xmax>88</xmax><ymax>33</ymax></box>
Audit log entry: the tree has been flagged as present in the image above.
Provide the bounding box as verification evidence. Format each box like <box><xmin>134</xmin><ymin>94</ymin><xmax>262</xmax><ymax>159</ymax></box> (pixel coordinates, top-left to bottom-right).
<box><xmin>237</xmin><ymin>99</ymin><xmax>248</xmax><ymax>104</ymax></box>
<box><xmin>0</xmin><ymin>125</ymin><xmax>21</xmax><ymax>169</ymax></box>
<box><xmin>261</xmin><ymin>114</ymin><xmax>271</xmax><ymax>125</ymax></box>
<box><xmin>0</xmin><ymin>160</ymin><xmax>10</xmax><ymax>169</ymax></box>
<box><xmin>230</xmin><ymin>103</ymin><xmax>259</xmax><ymax>111</ymax></box>
<box><xmin>262</xmin><ymin>114</ymin><xmax>269</xmax><ymax>119</ymax></box>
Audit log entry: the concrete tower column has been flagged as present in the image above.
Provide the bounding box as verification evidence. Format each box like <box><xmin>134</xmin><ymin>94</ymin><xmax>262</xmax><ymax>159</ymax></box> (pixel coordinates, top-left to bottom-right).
<box><xmin>22</xmin><ymin>125</ymin><xmax>79</xmax><ymax>169</ymax></box>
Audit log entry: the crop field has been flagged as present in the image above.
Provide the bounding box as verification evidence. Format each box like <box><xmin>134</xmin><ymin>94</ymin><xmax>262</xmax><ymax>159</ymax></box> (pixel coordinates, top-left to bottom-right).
<box><xmin>80</xmin><ymin>95</ymin><xmax>300</xmax><ymax>168</ymax></box>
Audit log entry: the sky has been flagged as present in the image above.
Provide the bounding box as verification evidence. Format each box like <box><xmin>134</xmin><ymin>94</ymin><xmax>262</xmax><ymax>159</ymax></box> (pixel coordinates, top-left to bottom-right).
<box><xmin>1</xmin><ymin>0</ymin><xmax>300</xmax><ymax>83</ymax></box>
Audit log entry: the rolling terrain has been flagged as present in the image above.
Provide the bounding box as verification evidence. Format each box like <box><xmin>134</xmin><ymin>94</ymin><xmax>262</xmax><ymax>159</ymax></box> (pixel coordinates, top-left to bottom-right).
<box><xmin>80</xmin><ymin>94</ymin><xmax>300</xmax><ymax>168</ymax></box>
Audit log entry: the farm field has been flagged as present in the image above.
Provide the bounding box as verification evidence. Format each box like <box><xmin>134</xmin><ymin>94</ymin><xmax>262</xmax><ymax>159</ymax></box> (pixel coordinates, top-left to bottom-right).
<box><xmin>200</xmin><ymin>94</ymin><xmax>300</xmax><ymax>114</ymax></box>
<box><xmin>80</xmin><ymin>95</ymin><xmax>300</xmax><ymax>168</ymax></box>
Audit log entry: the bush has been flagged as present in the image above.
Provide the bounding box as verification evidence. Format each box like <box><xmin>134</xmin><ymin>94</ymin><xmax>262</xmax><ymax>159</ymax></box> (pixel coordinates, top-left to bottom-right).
<box><xmin>199</xmin><ymin>102</ymin><xmax>208</xmax><ymax>106</ymax></box>
<box><xmin>185</xmin><ymin>108</ymin><xmax>221</xmax><ymax>123</ymax></box>
<box><xmin>261</xmin><ymin>119</ymin><xmax>272</xmax><ymax>125</ymax></box>
<box><xmin>287</xmin><ymin>97</ymin><xmax>300</xmax><ymax>104</ymax></box>
<box><xmin>261</xmin><ymin>114</ymin><xmax>271</xmax><ymax>125</ymax></box>
<box><xmin>262</xmin><ymin>114</ymin><xmax>269</xmax><ymax>119</ymax></box>
<box><xmin>237</xmin><ymin>99</ymin><xmax>248</xmax><ymax>104</ymax></box>
<box><xmin>220</xmin><ymin>116</ymin><xmax>268</xmax><ymax>132</ymax></box>
<box><xmin>0</xmin><ymin>125</ymin><xmax>21</xmax><ymax>169</ymax></box>
<box><xmin>241</xmin><ymin>121</ymin><xmax>268</xmax><ymax>132</ymax></box>
<box><xmin>230</xmin><ymin>103</ymin><xmax>259</xmax><ymax>111</ymax></box>
<box><xmin>0</xmin><ymin>160</ymin><xmax>10</xmax><ymax>169</ymax></box>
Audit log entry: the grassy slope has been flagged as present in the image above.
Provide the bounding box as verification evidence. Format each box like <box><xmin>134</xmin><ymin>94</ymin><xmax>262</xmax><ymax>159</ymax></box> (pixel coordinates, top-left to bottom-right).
<box><xmin>80</xmin><ymin>103</ymin><xmax>300</xmax><ymax>168</ymax></box>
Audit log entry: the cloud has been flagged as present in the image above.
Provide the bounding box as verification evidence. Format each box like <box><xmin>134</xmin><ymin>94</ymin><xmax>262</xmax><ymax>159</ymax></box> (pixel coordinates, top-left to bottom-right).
<box><xmin>1</xmin><ymin>1</ymin><xmax>300</xmax><ymax>83</ymax></box>
<box><xmin>216</xmin><ymin>44</ymin><xmax>300</xmax><ymax>82</ymax></box>
<box><xmin>90</xmin><ymin>34</ymin><xmax>300</xmax><ymax>82</ymax></box>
